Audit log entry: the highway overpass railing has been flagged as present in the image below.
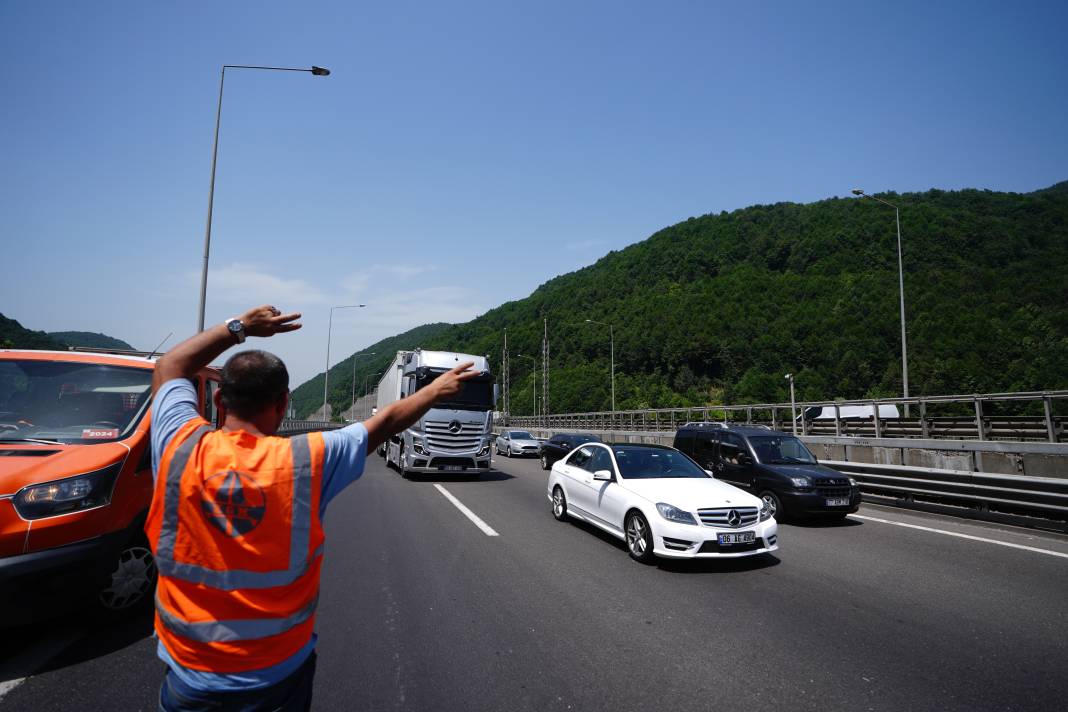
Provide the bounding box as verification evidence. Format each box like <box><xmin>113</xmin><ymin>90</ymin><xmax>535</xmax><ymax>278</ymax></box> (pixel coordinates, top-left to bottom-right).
<box><xmin>278</xmin><ymin>419</ymin><xmax>339</xmax><ymax>436</ymax></box>
<box><xmin>504</xmin><ymin>389</ymin><xmax>1068</xmax><ymax>443</ymax></box>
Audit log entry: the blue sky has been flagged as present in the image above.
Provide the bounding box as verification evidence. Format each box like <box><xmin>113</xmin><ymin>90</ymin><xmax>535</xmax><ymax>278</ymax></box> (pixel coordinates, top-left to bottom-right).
<box><xmin>2</xmin><ymin>0</ymin><xmax>1066</xmax><ymax>386</ymax></box>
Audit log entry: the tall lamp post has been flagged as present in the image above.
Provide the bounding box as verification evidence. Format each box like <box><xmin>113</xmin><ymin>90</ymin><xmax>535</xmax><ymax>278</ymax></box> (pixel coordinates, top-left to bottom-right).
<box><xmin>852</xmin><ymin>188</ymin><xmax>910</xmax><ymax>416</ymax></box>
<box><xmin>584</xmin><ymin>319</ymin><xmax>615</xmax><ymax>412</ymax></box>
<box><xmin>349</xmin><ymin>352</ymin><xmax>377</xmax><ymax>419</ymax></box>
<box><xmin>515</xmin><ymin>354</ymin><xmax>537</xmax><ymax>423</ymax></box>
<box><xmin>196</xmin><ymin>64</ymin><xmax>331</xmax><ymax>332</ymax></box>
<box><xmin>785</xmin><ymin>373</ymin><xmax>797</xmax><ymax>436</ymax></box>
<box><xmin>324</xmin><ymin>304</ymin><xmax>366</xmax><ymax>419</ymax></box>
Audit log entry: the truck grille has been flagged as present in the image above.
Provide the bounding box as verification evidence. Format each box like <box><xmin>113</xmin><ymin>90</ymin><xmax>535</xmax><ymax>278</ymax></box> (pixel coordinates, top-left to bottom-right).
<box><xmin>696</xmin><ymin>507</ymin><xmax>759</xmax><ymax>528</ymax></box>
<box><xmin>424</xmin><ymin>420</ymin><xmax>484</xmax><ymax>452</ymax></box>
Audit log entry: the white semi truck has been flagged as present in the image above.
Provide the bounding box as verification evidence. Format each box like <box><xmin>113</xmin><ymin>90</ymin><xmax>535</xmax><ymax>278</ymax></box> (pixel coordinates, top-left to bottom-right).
<box><xmin>377</xmin><ymin>349</ymin><xmax>497</xmax><ymax>477</ymax></box>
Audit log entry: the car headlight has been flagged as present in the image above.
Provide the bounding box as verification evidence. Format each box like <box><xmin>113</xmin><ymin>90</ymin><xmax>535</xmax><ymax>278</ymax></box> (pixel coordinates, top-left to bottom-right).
<box><xmin>656</xmin><ymin>502</ymin><xmax>697</xmax><ymax>525</ymax></box>
<box><xmin>790</xmin><ymin>476</ymin><xmax>813</xmax><ymax>490</ymax></box>
<box><xmin>759</xmin><ymin>500</ymin><xmax>773</xmax><ymax>521</ymax></box>
<box><xmin>848</xmin><ymin>477</ymin><xmax>858</xmax><ymax>487</ymax></box>
<box><xmin>13</xmin><ymin>462</ymin><xmax>122</xmax><ymax>520</ymax></box>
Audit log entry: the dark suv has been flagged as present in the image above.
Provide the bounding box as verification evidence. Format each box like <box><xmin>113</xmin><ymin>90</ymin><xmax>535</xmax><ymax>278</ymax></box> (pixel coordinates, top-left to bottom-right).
<box><xmin>672</xmin><ymin>423</ymin><xmax>860</xmax><ymax>521</ymax></box>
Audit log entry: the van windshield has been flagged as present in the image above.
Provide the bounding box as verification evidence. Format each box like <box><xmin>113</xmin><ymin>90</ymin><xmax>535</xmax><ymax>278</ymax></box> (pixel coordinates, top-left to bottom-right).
<box><xmin>748</xmin><ymin>435</ymin><xmax>817</xmax><ymax>465</ymax></box>
<box><xmin>0</xmin><ymin>360</ymin><xmax>153</xmax><ymax>444</ymax></box>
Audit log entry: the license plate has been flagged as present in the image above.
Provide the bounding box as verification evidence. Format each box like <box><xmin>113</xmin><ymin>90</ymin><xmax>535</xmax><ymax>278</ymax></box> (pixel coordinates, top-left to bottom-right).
<box><xmin>826</xmin><ymin>497</ymin><xmax>850</xmax><ymax>506</ymax></box>
<box><xmin>442</xmin><ymin>465</ymin><xmax>463</xmax><ymax>471</ymax></box>
<box><xmin>717</xmin><ymin>531</ymin><xmax>756</xmax><ymax>545</ymax></box>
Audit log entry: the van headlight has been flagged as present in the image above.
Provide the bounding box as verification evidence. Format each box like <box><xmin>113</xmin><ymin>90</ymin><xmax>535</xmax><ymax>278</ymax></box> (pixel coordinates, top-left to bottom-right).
<box><xmin>656</xmin><ymin>502</ymin><xmax>697</xmax><ymax>525</ymax></box>
<box><xmin>759</xmin><ymin>500</ymin><xmax>773</xmax><ymax>521</ymax></box>
<box><xmin>13</xmin><ymin>463</ymin><xmax>122</xmax><ymax>520</ymax></box>
<box><xmin>790</xmin><ymin>476</ymin><xmax>813</xmax><ymax>490</ymax></box>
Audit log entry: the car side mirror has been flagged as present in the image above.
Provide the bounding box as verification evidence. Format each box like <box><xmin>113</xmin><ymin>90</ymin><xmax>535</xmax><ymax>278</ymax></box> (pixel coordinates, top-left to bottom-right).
<box><xmin>593</xmin><ymin>469</ymin><xmax>612</xmax><ymax>481</ymax></box>
<box><xmin>704</xmin><ymin>469</ymin><xmax>715</xmax><ymax>477</ymax></box>
<box><xmin>738</xmin><ymin>454</ymin><xmax>753</xmax><ymax>466</ymax></box>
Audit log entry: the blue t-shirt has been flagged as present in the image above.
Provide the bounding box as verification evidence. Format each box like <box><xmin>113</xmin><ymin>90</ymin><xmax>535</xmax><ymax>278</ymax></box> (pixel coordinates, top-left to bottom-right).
<box><xmin>149</xmin><ymin>378</ymin><xmax>368</xmax><ymax>692</ymax></box>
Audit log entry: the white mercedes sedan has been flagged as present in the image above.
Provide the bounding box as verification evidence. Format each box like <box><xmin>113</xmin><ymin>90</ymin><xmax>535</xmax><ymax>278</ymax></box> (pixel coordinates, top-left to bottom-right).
<box><xmin>547</xmin><ymin>443</ymin><xmax>778</xmax><ymax>562</ymax></box>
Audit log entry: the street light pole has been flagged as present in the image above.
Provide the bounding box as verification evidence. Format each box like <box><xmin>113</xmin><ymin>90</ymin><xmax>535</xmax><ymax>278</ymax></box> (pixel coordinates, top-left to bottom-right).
<box><xmin>515</xmin><ymin>354</ymin><xmax>537</xmax><ymax>422</ymax></box>
<box><xmin>785</xmin><ymin>373</ymin><xmax>797</xmax><ymax>435</ymax></box>
<box><xmin>324</xmin><ymin>304</ymin><xmax>366</xmax><ymax>419</ymax></box>
<box><xmin>584</xmin><ymin>319</ymin><xmax>615</xmax><ymax>411</ymax></box>
<box><xmin>196</xmin><ymin>64</ymin><xmax>331</xmax><ymax>332</ymax></box>
<box><xmin>852</xmin><ymin>189</ymin><xmax>910</xmax><ymax>415</ymax></box>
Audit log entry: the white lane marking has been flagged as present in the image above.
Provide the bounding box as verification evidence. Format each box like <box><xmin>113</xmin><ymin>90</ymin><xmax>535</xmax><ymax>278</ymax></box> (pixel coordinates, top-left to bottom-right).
<box><xmin>0</xmin><ymin>678</ymin><xmax>25</xmax><ymax>701</ymax></box>
<box><xmin>850</xmin><ymin>514</ymin><xmax>1068</xmax><ymax>559</ymax></box>
<box><xmin>433</xmin><ymin>484</ymin><xmax>499</xmax><ymax>537</ymax></box>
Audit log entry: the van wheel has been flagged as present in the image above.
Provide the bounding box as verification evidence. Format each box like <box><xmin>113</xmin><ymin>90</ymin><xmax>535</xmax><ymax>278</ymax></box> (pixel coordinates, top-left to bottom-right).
<box><xmin>760</xmin><ymin>491</ymin><xmax>784</xmax><ymax>521</ymax></box>
<box><xmin>98</xmin><ymin>536</ymin><xmax>157</xmax><ymax>613</ymax></box>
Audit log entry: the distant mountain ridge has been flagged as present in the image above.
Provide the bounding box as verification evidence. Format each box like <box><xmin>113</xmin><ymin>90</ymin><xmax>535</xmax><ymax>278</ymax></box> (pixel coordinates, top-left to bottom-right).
<box><xmin>1</xmin><ymin>314</ymin><xmax>135</xmax><ymax>352</ymax></box>
<box><xmin>295</xmin><ymin>181</ymin><xmax>1068</xmax><ymax>417</ymax></box>
<box><xmin>49</xmin><ymin>331</ymin><xmax>135</xmax><ymax>351</ymax></box>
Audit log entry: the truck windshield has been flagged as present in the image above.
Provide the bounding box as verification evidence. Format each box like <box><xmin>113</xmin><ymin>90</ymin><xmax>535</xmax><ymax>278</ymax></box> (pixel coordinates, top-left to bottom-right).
<box><xmin>0</xmin><ymin>360</ymin><xmax>153</xmax><ymax>444</ymax></box>
<box><xmin>748</xmin><ymin>435</ymin><xmax>817</xmax><ymax>465</ymax></box>
<box><xmin>414</xmin><ymin>369</ymin><xmax>495</xmax><ymax>411</ymax></box>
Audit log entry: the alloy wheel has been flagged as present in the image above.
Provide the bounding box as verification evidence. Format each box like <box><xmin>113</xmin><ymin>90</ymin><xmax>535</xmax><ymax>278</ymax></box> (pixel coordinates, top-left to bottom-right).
<box><xmin>99</xmin><ymin>545</ymin><xmax>156</xmax><ymax>611</ymax></box>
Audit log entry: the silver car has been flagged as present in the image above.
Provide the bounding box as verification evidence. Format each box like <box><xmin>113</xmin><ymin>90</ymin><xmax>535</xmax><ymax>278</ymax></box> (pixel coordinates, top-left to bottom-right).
<box><xmin>495</xmin><ymin>430</ymin><xmax>541</xmax><ymax>458</ymax></box>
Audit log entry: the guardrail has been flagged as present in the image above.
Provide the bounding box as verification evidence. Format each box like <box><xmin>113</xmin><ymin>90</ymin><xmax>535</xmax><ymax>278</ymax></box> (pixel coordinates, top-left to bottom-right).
<box><xmin>278</xmin><ymin>419</ymin><xmax>339</xmax><ymax>436</ymax></box>
<box><xmin>504</xmin><ymin>389</ymin><xmax>1068</xmax><ymax>443</ymax></box>
<box><xmin>510</xmin><ymin>425</ymin><xmax>1068</xmax><ymax>531</ymax></box>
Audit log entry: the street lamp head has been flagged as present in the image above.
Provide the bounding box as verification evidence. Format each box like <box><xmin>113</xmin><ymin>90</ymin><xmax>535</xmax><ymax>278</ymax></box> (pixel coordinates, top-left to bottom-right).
<box><xmin>851</xmin><ymin>188</ymin><xmax>865</xmax><ymax>196</ymax></box>
<box><xmin>311</xmin><ymin>66</ymin><xmax>331</xmax><ymax>76</ymax></box>
<box><xmin>784</xmin><ymin>373</ymin><xmax>792</xmax><ymax>380</ymax></box>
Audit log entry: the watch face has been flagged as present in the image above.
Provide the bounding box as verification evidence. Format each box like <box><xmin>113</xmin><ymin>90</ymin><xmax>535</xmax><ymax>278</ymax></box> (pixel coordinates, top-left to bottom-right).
<box><xmin>228</xmin><ymin>320</ymin><xmax>241</xmax><ymax>333</ymax></box>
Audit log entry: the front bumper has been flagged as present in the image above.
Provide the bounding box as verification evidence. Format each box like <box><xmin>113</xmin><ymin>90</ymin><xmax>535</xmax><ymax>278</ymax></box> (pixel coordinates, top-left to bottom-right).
<box><xmin>652</xmin><ymin>517</ymin><xmax>779</xmax><ymax>559</ymax></box>
<box><xmin>780</xmin><ymin>488</ymin><xmax>862</xmax><ymax>517</ymax></box>
<box><xmin>407</xmin><ymin>453</ymin><xmax>492</xmax><ymax>474</ymax></box>
<box><xmin>0</xmin><ymin>526</ymin><xmax>133</xmax><ymax>626</ymax></box>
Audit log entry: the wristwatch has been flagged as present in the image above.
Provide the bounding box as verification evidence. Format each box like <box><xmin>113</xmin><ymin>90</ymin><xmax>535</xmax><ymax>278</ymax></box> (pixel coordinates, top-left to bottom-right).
<box><xmin>226</xmin><ymin>318</ymin><xmax>246</xmax><ymax>343</ymax></box>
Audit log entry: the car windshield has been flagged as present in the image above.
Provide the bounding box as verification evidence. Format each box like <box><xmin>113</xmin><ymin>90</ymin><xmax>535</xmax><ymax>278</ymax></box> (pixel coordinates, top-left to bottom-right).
<box><xmin>0</xmin><ymin>359</ymin><xmax>153</xmax><ymax>444</ymax></box>
<box><xmin>613</xmin><ymin>447</ymin><xmax>710</xmax><ymax>479</ymax></box>
<box><xmin>509</xmin><ymin>431</ymin><xmax>534</xmax><ymax>439</ymax></box>
<box><xmin>748</xmin><ymin>435</ymin><xmax>817</xmax><ymax>464</ymax></box>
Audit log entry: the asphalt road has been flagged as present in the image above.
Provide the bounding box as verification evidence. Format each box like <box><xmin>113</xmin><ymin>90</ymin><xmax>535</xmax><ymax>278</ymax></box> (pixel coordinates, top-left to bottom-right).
<box><xmin>2</xmin><ymin>453</ymin><xmax>1067</xmax><ymax>711</ymax></box>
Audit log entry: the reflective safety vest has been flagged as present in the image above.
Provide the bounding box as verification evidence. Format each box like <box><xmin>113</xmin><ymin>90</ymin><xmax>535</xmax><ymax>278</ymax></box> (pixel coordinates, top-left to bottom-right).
<box><xmin>145</xmin><ymin>418</ymin><xmax>326</xmax><ymax>673</ymax></box>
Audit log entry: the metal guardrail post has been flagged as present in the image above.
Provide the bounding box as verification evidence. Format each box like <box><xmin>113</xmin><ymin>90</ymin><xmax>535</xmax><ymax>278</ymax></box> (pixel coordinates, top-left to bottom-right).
<box><xmin>771</xmin><ymin>406</ymin><xmax>779</xmax><ymax>431</ymax></box>
<box><xmin>872</xmin><ymin>400</ymin><xmax>882</xmax><ymax>438</ymax></box>
<box><xmin>746</xmin><ymin>406</ymin><xmax>753</xmax><ymax>424</ymax></box>
<box><xmin>834</xmin><ymin>403</ymin><xmax>841</xmax><ymax>437</ymax></box>
<box><xmin>1044</xmin><ymin>396</ymin><xmax>1056</xmax><ymax>443</ymax></box>
<box><xmin>920</xmin><ymin>400</ymin><xmax>929</xmax><ymax>438</ymax></box>
<box><xmin>974</xmin><ymin>398</ymin><xmax>985</xmax><ymax>442</ymax></box>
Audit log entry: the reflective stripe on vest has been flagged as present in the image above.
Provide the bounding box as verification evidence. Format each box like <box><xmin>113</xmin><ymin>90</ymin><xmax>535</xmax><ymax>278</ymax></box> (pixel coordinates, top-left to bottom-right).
<box><xmin>155</xmin><ymin>592</ymin><xmax>319</xmax><ymax>643</ymax></box>
<box><xmin>155</xmin><ymin>428</ymin><xmax>318</xmax><ymax>591</ymax></box>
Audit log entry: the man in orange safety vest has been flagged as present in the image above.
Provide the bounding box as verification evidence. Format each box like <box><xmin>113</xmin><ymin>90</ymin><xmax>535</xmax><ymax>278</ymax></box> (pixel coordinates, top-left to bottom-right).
<box><xmin>146</xmin><ymin>304</ymin><xmax>478</xmax><ymax>711</ymax></box>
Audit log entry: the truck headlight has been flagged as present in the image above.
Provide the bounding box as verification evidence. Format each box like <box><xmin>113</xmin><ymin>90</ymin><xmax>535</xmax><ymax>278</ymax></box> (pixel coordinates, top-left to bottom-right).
<box><xmin>478</xmin><ymin>445</ymin><xmax>490</xmax><ymax>456</ymax></box>
<box><xmin>13</xmin><ymin>462</ymin><xmax>122</xmax><ymax>520</ymax></box>
<box><xmin>656</xmin><ymin>502</ymin><xmax>697</xmax><ymax>525</ymax></box>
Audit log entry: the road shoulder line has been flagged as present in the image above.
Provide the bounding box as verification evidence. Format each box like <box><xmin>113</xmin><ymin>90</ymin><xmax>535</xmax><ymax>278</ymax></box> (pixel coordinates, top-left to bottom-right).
<box><xmin>850</xmin><ymin>514</ymin><xmax>1068</xmax><ymax>559</ymax></box>
<box><xmin>433</xmin><ymin>484</ymin><xmax>499</xmax><ymax>537</ymax></box>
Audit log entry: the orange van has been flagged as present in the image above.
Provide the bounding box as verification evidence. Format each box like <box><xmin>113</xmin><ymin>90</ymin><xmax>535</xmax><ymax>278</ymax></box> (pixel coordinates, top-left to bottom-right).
<box><xmin>0</xmin><ymin>348</ymin><xmax>221</xmax><ymax>625</ymax></box>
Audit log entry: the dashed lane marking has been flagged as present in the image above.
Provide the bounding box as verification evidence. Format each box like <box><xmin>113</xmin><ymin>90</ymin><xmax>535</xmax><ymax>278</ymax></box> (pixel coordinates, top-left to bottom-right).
<box><xmin>850</xmin><ymin>514</ymin><xmax>1068</xmax><ymax>559</ymax></box>
<box><xmin>433</xmin><ymin>484</ymin><xmax>499</xmax><ymax>537</ymax></box>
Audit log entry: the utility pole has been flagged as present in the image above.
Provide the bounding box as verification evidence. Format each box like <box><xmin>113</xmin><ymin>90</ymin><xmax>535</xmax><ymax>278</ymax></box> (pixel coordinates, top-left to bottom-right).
<box><xmin>541</xmin><ymin>318</ymin><xmax>549</xmax><ymax>425</ymax></box>
<box><xmin>502</xmin><ymin>329</ymin><xmax>510</xmax><ymax>423</ymax></box>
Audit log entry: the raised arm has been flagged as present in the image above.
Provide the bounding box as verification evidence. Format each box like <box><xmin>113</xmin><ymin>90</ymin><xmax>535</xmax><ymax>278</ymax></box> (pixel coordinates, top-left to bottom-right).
<box><xmin>152</xmin><ymin>305</ymin><xmax>302</xmax><ymax>392</ymax></box>
<box><xmin>362</xmin><ymin>362</ymin><xmax>479</xmax><ymax>453</ymax></box>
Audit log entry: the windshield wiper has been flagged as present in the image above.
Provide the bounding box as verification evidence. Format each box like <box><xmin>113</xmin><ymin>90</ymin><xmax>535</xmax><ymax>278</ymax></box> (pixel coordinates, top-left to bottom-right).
<box><xmin>0</xmin><ymin>437</ymin><xmax>64</xmax><ymax>445</ymax></box>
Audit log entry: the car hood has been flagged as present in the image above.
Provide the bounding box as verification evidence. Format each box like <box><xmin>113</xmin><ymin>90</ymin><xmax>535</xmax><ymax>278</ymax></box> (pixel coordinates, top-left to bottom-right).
<box><xmin>623</xmin><ymin>477</ymin><xmax>761</xmax><ymax>510</ymax></box>
<box><xmin>510</xmin><ymin>439</ymin><xmax>540</xmax><ymax>448</ymax></box>
<box><xmin>760</xmin><ymin>462</ymin><xmax>850</xmax><ymax>483</ymax></box>
<box><xmin>0</xmin><ymin>442</ymin><xmax>130</xmax><ymax>495</ymax></box>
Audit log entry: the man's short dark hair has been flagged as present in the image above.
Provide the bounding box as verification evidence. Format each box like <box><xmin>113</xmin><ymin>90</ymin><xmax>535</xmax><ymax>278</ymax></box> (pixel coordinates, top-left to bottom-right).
<box><xmin>219</xmin><ymin>350</ymin><xmax>289</xmax><ymax>419</ymax></box>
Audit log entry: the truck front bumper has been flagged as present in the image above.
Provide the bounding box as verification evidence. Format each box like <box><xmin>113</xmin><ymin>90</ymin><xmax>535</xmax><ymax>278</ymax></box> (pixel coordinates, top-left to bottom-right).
<box><xmin>408</xmin><ymin>453</ymin><xmax>492</xmax><ymax>474</ymax></box>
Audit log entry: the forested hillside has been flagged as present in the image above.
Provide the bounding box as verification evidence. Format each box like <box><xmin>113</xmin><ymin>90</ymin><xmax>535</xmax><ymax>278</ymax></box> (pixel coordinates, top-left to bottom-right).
<box><xmin>299</xmin><ymin>183</ymin><xmax>1068</xmax><ymax>417</ymax></box>
<box><xmin>1</xmin><ymin>314</ymin><xmax>67</xmax><ymax>350</ymax></box>
<box><xmin>49</xmin><ymin>331</ymin><xmax>135</xmax><ymax>350</ymax></box>
<box><xmin>291</xmin><ymin>322</ymin><xmax>451</xmax><ymax>418</ymax></box>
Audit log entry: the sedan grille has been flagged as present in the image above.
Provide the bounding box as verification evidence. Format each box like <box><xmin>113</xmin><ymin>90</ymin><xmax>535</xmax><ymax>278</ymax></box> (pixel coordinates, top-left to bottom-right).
<box><xmin>696</xmin><ymin>507</ymin><xmax>759</xmax><ymax>528</ymax></box>
<box><xmin>424</xmin><ymin>420</ymin><xmax>484</xmax><ymax>452</ymax></box>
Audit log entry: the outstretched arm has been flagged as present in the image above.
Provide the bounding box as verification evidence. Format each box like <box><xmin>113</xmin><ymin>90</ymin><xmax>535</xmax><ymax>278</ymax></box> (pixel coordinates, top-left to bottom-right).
<box><xmin>363</xmin><ymin>362</ymin><xmax>479</xmax><ymax>453</ymax></box>
<box><xmin>152</xmin><ymin>305</ymin><xmax>302</xmax><ymax>392</ymax></box>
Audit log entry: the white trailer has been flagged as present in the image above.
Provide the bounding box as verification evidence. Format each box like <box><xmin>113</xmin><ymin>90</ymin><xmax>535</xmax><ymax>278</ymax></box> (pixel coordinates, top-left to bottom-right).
<box><xmin>376</xmin><ymin>349</ymin><xmax>497</xmax><ymax>477</ymax></box>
